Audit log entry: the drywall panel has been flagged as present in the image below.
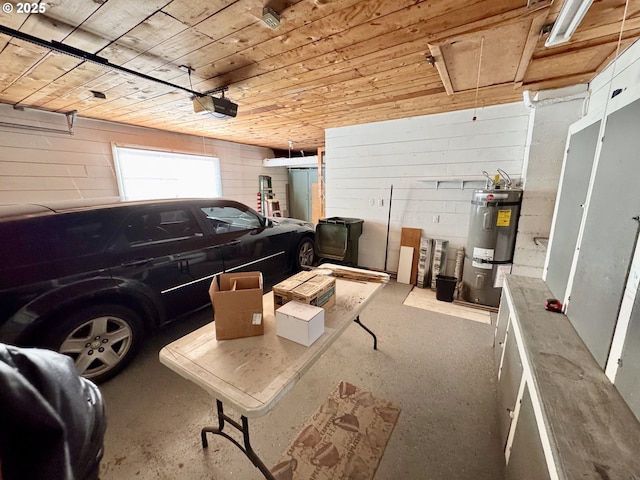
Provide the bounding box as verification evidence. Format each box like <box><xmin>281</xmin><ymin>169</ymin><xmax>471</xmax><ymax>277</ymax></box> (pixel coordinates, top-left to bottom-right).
<box><xmin>396</xmin><ymin>246</ymin><xmax>413</xmax><ymax>284</ymax></box>
<box><xmin>0</xmin><ymin>104</ymin><xmax>284</xmax><ymax>210</ymax></box>
<box><xmin>545</xmin><ymin>120</ymin><xmax>600</xmax><ymax>300</ymax></box>
<box><xmin>400</xmin><ymin>227</ymin><xmax>422</xmax><ymax>284</ymax></box>
<box><xmin>566</xmin><ymin>98</ymin><xmax>640</xmax><ymax>367</ymax></box>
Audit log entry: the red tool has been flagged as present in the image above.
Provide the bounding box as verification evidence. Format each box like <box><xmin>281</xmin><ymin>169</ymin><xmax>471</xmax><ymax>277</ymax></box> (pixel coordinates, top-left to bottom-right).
<box><xmin>545</xmin><ymin>298</ymin><xmax>563</xmax><ymax>313</ymax></box>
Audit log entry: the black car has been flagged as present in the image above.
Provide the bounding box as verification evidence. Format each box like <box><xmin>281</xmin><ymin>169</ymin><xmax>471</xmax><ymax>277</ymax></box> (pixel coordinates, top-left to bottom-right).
<box><xmin>0</xmin><ymin>198</ymin><xmax>315</xmax><ymax>382</ymax></box>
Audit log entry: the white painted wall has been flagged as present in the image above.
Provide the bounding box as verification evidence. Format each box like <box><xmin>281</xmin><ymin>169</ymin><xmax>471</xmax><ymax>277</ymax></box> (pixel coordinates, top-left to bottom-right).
<box><xmin>0</xmin><ymin>104</ymin><xmax>287</xmax><ymax>213</ymax></box>
<box><xmin>512</xmin><ymin>86</ymin><xmax>587</xmax><ymax>278</ymax></box>
<box><xmin>325</xmin><ymin>103</ymin><xmax>530</xmax><ymax>273</ymax></box>
<box><xmin>587</xmin><ymin>40</ymin><xmax>640</xmax><ymax>117</ymax></box>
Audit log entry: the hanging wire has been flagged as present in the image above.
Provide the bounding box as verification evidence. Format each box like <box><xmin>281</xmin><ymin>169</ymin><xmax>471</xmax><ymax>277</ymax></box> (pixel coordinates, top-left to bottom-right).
<box><xmin>472</xmin><ymin>36</ymin><xmax>485</xmax><ymax>121</ymax></box>
<box><xmin>202</xmin><ymin>124</ymin><xmax>207</xmax><ymax>156</ymax></box>
<box><xmin>603</xmin><ymin>0</ymin><xmax>630</xmax><ymax>109</ymax></box>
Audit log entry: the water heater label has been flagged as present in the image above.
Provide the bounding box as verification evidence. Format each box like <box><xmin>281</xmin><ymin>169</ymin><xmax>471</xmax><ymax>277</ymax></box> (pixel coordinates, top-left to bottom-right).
<box><xmin>496</xmin><ymin>209</ymin><xmax>511</xmax><ymax>226</ymax></box>
<box><xmin>472</xmin><ymin>247</ymin><xmax>494</xmax><ymax>269</ymax></box>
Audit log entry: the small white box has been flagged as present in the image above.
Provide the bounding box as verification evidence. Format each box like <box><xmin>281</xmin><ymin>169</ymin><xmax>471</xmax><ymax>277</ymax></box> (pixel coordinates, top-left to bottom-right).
<box><xmin>275</xmin><ymin>301</ymin><xmax>325</xmax><ymax>347</ymax></box>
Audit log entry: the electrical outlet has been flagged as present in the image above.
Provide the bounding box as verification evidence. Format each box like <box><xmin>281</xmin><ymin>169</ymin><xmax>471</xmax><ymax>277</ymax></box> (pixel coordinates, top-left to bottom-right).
<box><xmin>368</xmin><ymin>198</ymin><xmax>375</xmax><ymax>207</ymax></box>
<box><xmin>433</xmin><ymin>214</ymin><xmax>440</xmax><ymax>223</ymax></box>
<box><xmin>377</xmin><ymin>198</ymin><xmax>384</xmax><ymax>207</ymax></box>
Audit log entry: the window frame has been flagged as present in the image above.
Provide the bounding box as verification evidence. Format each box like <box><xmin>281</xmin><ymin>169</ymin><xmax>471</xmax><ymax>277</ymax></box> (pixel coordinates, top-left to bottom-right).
<box><xmin>112</xmin><ymin>144</ymin><xmax>223</xmax><ymax>201</ymax></box>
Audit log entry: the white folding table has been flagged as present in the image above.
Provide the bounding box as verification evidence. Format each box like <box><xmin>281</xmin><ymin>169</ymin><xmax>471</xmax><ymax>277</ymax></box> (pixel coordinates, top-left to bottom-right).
<box><xmin>159</xmin><ymin>265</ymin><xmax>388</xmax><ymax>479</ymax></box>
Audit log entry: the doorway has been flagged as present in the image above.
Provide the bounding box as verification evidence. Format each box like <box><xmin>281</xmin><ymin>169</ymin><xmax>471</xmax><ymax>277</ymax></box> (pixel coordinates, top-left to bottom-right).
<box><xmin>288</xmin><ymin>168</ymin><xmax>318</xmax><ymax>222</ymax></box>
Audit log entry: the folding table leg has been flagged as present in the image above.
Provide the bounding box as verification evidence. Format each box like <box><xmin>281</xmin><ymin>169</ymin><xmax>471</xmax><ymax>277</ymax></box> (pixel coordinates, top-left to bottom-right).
<box><xmin>201</xmin><ymin>400</ymin><xmax>275</xmax><ymax>480</ymax></box>
<box><xmin>354</xmin><ymin>315</ymin><xmax>377</xmax><ymax>350</ymax></box>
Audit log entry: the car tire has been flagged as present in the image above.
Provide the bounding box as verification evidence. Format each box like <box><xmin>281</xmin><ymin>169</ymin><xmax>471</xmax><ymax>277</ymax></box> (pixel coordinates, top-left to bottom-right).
<box><xmin>41</xmin><ymin>304</ymin><xmax>143</xmax><ymax>383</ymax></box>
<box><xmin>295</xmin><ymin>237</ymin><xmax>315</xmax><ymax>270</ymax></box>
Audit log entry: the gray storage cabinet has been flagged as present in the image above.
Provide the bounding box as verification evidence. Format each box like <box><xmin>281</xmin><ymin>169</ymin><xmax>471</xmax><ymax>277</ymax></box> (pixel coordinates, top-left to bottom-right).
<box><xmin>494</xmin><ymin>276</ymin><xmax>640</xmax><ymax>479</ymax></box>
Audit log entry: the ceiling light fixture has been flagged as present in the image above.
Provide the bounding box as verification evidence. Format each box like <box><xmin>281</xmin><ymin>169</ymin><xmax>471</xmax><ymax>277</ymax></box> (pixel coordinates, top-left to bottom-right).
<box><xmin>262</xmin><ymin>6</ymin><xmax>280</xmax><ymax>29</ymax></box>
<box><xmin>544</xmin><ymin>0</ymin><xmax>594</xmax><ymax>47</ymax></box>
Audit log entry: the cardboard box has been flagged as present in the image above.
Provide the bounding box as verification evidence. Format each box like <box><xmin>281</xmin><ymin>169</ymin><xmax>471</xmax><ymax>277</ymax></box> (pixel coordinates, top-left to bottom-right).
<box><xmin>276</xmin><ymin>301</ymin><xmax>325</xmax><ymax>346</ymax></box>
<box><xmin>273</xmin><ymin>272</ymin><xmax>336</xmax><ymax>308</ymax></box>
<box><xmin>291</xmin><ymin>274</ymin><xmax>336</xmax><ymax>308</ymax></box>
<box><xmin>209</xmin><ymin>272</ymin><xmax>264</xmax><ymax>340</ymax></box>
<box><xmin>272</xmin><ymin>271</ymin><xmax>316</xmax><ymax>306</ymax></box>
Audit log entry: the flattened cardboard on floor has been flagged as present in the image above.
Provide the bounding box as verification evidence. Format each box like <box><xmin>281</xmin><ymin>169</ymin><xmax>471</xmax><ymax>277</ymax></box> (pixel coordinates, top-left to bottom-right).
<box><xmin>209</xmin><ymin>272</ymin><xmax>264</xmax><ymax>340</ymax></box>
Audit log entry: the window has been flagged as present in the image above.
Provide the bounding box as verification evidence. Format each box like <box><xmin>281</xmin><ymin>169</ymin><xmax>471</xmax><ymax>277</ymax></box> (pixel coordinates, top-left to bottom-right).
<box><xmin>113</xmin><ymin>147</ymin><xmax>222</xmax><ymax>201</ymax></box>
<box><xmin>200</xmin><ymin>205</ymin><xmax>261</xmax><ymax>233</ymax></box>
<box><xmin>2</xmin><ymin>211</ymin><xmax>119</xmax><ymax>265</ymax></box>
<box><xmin>123</xmin><ymin>209</ymin><xmax>203</xmax><ymax>247</ymax></box>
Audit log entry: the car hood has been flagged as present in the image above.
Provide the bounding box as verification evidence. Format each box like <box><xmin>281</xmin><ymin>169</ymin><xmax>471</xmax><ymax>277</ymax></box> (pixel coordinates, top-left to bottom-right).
<box><xmin>270</xmin><ymin>217</ymin><xmax>314</xmax><ymax>230</ymax></box>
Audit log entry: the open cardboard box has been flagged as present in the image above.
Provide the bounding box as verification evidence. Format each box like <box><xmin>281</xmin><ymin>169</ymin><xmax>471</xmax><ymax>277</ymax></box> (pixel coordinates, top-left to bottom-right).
<box><xmin>209</xmin><ymin>272</ymin><xmax>264</xmax><ymax>340</ymax></box>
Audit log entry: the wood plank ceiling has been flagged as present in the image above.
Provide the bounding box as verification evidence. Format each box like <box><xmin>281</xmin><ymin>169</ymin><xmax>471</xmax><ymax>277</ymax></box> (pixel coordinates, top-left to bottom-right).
<box><xmin>0</xmin><ymin>0</ymin><xmax>638</xmax><ymax>152</ymax></box>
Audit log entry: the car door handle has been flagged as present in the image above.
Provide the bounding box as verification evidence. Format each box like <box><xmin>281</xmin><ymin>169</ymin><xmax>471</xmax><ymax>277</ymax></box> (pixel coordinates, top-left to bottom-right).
<box><xmin>120</xmin><ymin>258</ymin><xmax>152</xmax><ymax>267</ymax></box>
<box><xmin>227</xmin><ymin>240</ymin><xmax>241</xmax><ymax>246</ymax></box>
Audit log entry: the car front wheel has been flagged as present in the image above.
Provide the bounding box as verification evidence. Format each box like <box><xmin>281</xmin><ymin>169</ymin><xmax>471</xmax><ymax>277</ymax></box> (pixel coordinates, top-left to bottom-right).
<box><xmin>42</xmin><ymin>304</ymin><xmax>143</xmax><ymax>383</ymax></box>
<box><xmin>296</xmin><ymin>237</ymin><xmax>315</xmax><ymax>269</ymax></box>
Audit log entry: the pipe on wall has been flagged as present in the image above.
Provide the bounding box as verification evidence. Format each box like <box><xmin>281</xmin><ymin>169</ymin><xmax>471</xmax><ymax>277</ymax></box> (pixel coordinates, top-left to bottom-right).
<box><xmin>523</xmin><ymin>89</ymin><xmax>591</xmax><ymax>116</ymax></box>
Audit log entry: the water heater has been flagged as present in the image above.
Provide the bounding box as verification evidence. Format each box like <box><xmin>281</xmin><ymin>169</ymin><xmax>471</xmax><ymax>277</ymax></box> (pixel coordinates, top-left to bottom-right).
<box><xmin>461</xmin><ymin>187</ymin><xmax>523</xmax><ymax>307</ymax></box>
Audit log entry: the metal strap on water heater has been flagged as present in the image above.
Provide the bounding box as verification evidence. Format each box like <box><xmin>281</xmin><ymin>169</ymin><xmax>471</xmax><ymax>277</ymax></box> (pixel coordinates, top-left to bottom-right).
<box><xmin>467</xmin><ymin>255</ymin><xmax>514</xmax><ymax>265</ymax></box>
<box><xmin>471</xmin><ymin>200</ymin><xmax>522</xmax><ymax>207</ymax></box>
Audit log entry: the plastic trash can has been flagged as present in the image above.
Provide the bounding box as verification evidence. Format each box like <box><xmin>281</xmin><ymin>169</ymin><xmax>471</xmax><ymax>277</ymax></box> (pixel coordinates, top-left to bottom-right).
<box><xmin>435</xmin><ymin>275</ymin><xmax>457</xmax><ymax>302</ymax></box>
<box><xmin>316</xmin><ymin>217</ymin><xmax>363</xmax><ymax>266</ymax></box>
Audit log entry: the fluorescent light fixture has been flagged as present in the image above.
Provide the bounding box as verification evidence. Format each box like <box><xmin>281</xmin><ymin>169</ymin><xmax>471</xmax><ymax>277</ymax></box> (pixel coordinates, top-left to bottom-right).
<box><xmin>545</xmin><ymin>0</ymin><xmax>595</xmax><ymax>47</ymax></box>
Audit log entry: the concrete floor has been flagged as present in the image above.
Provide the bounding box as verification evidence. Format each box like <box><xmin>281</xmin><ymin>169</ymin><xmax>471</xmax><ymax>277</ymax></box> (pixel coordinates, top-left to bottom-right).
<box><xmin>98</xmin><ymin>281</ymin><xmax>505</xmax><ymax>479</ymax></box>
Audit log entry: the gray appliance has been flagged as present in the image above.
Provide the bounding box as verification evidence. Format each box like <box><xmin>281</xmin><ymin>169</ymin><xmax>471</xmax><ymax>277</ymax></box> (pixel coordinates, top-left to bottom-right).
<box><xmin>462</xmin><ymin>187</ymin><xmax>522</xmax><ymax>307</ymax></box>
